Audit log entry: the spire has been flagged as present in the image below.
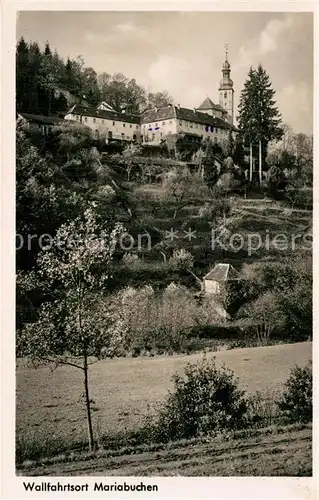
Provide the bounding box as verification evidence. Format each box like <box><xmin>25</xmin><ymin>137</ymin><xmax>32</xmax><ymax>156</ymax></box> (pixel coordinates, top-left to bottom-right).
<box><xmin>220</xmin><ymin>43</ymin><xmax>233</xmax><ymax>89</ymax></box>
<box><xmin>225</xmin><ymin>42</ymin><xmax>229</xmax><ymax>62</ymax></box>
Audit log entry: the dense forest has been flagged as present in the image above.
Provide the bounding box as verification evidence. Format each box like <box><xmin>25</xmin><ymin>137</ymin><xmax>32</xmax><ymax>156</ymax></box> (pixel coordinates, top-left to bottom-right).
<box><xmin>16</xmin><ymin>37</ymin><xmax>173</xmax><ymax>116</ymax></box>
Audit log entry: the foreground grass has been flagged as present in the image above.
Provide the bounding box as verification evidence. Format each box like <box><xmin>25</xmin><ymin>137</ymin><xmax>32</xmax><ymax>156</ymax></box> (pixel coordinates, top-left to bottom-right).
<box><xmin>16</xmin><ymin>342</ymin><xmax>312</xmax><ymax>445</ymax></box>
<box><xmin>17</xmin><ymin>423</ymin><xmax>312</xmax><ymax>476</ymax></box>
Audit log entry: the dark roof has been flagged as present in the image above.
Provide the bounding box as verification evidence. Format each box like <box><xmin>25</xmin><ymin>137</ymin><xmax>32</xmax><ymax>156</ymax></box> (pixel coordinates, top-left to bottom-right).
<box><xmin>176</xmin><ymin>107</ymin><xmax>230</xmax><ymax>129</ymax></box>
<box><xmin>19</xmin><ymin>113</ymin><xmax>62</xmax><ymax>125</ymax></box>
<box><xmin>204</xmin><ymin>263</ymin><xmax>239</xmax><ymax>282</ymax></box>
<box><xmin>197</xmin><ymin>97</ymin><xmax>224</xmax><ymax>112</ymax></box>
<box><xmin>141</xmin><ymin>106</ymin><xmax>176</xmax><ymax>123</ymax></box>
<box><xmin>141</xmin><ymin>105</ymin><xmax>234</xmax><ymax>130</ymax></box>
<box><xmin>66</xmin><ymin>105</ymin><xmax>140</xmax><ymax>124</ymax></box>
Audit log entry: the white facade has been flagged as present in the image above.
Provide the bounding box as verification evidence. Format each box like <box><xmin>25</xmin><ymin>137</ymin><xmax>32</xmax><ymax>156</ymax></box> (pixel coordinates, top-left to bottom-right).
<box><xmin>141</xmin><ymin>116</ymin><xmax>229</xmax><ymax>145</ymax></box>
<box><xmin>219</xmin><ymin>88</ymin><xmax>234</xmax><ymax>125</ymax></box>
<box><xmin>204</xmin><ymin>279</ymin><xmax>220</xmax><ymax>294</ymax></box>
<box><xmin>64</xmin><ymin>111</ymin><xmax>140</xmax><ymax>142</ymax></box>
<box><xmin>141</xmin><ymin>118</ymin><xmax>177</xmax><ymax>144</ymax></box>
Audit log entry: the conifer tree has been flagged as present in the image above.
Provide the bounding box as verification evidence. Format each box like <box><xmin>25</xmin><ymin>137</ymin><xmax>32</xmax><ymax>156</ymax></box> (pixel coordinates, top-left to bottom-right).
<box><xmin>16</xmin><ymin>37</ymin><xmax>30</xmax><ymax>111</ymax></box>
<box><xmin>237</xmin><ymin>64</ymin><xmax>282</xmax><ymax>183</ymax></box>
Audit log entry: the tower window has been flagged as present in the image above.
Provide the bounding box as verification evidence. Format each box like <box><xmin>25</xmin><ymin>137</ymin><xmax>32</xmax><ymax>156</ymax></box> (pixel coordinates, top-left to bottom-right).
<box><xmin>224</xmin><ymin>92</ymin><xmax>227</xmax><ymax>98</ymax></box>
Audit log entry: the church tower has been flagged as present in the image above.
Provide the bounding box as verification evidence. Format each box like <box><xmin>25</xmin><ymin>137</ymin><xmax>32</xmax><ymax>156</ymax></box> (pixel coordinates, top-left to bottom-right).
<box><xmin>219</xmin><ymin>44</ymin><xmax>234</xmax><ymax>125</ymax></box>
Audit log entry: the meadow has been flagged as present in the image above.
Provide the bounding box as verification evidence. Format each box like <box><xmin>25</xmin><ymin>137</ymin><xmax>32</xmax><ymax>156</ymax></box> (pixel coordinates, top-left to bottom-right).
<box><xmin>18</xmin><ymin>422</ymin><xmax>312</xmax><ymax>476</ymax></box>
<box><xmin>16</xmin><ymin>342</ymin><xmax>312</xmax><ymax>446</ymax></box>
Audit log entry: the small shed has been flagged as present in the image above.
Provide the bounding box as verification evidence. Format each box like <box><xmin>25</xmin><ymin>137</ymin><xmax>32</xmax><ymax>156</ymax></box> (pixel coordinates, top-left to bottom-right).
<box><xmin>203</xmin><ymin>263</ymin><xmax>240</xmax><ymax>295</ymax></box>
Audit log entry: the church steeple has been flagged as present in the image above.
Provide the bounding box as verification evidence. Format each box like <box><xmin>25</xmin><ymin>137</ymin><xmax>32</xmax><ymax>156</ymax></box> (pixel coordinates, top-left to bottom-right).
<box><xmin>219</xmin><ymin>43</ymin><xmax>234</xmax><ymax>125</ymax></box>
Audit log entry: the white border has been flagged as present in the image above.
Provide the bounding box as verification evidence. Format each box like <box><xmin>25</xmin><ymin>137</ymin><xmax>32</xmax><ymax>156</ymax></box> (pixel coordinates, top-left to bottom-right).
<box><xmin>1</xmin><ymin>1</ymin><xmax>318</xmax><ymax>498</ymax></box>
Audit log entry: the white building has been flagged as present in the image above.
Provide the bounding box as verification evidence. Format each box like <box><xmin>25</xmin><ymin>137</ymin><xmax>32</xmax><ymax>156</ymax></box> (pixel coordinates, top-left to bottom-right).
<box><xmin>64</xmin><ymin>104</ymin><xmax>141</xmax><ymax>142</ymax></box>
<box><xmin>140</xmin><ymin>104</ymin><xmax>235</xmax><ymax>145</ymax></box>
<box><xmin>203</xmin><ymin>263</ymin><xmax>240</xmax><ymax>295</ymax></box>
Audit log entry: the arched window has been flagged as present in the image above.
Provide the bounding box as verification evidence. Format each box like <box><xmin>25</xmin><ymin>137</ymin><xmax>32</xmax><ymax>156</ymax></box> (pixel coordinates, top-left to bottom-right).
<box><xmin>224</xmin><ymin>91</ymin><xmax>227</xmax><ymax>98</ymax></box>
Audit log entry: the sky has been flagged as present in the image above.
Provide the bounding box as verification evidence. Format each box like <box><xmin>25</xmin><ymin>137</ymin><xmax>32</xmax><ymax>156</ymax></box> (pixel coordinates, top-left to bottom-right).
<box><xmin>17</xmin><ymin>11</ymin><xmax>313</xmax><ymax>134</ymax></box>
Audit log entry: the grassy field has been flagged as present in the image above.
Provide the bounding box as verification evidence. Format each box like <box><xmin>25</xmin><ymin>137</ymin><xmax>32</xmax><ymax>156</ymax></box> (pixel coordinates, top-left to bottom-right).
<box><xmin>16</xmin><ymin>342</ymin><xmax>312</xmax><ymax>445</ymax></box>
<box><xmin>17</xmin><ymin>423</ymin><xmax>312</xmax><ymax>476</ymax></box>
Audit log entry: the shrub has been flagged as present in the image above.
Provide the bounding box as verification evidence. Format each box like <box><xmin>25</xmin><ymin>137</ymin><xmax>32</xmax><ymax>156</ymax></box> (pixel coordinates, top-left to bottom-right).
<box><xmin>151</xmin><ymin>357</ymin><xmax>248</xmax><ymax>442</ymax></box>
<box><xmin>277</xmin><ymin>363</ymin><xmax>312</xmax><ymax>423</ymax></box>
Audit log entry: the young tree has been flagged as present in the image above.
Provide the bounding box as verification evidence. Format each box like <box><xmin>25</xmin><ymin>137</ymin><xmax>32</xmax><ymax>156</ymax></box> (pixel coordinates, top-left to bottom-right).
<box><xmin>17</xmin><ymin>208</ymin><xmax>124</xmax><ymax>450</ymax></box>
<box><xmin>163</xmin><ymin>168</ymin><xmax>208</xmax><ymax>219</ymax></box>
<box><xmin>122</xmin><ymin>143</ymin><xmax>142</xmax><ymax>181</ymax></box>
<box><xmin>243</xmin><ymin>292</ymin><xmax>285</xmax><ymax>346</ymax></box>
<box><xmin>237</xmin><ymin>65</ymin><xmax>282</xmax><ymax>183</ymax></box>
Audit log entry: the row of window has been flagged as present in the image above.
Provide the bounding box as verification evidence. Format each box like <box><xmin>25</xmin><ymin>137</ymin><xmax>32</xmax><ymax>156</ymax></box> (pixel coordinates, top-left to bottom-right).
<box><xmin>74</xmin><ymin>115</ymin><xmax>139</xmax><ymax>129</ymax></box>
<box><xmin>141</xmin><ymin>119</ymin><xmax>226</xmax><ymax>134</ymax></box>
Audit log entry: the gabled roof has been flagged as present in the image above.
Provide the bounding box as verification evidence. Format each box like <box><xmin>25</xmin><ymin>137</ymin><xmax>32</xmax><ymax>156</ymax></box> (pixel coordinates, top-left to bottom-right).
<box><xmin>141</xmin><ymin>105</ymin><xmax>176</xmax><ymax>123</ymax></box>
<box><xmin>65</xmin><ymin>104</ymin><xmax>140</xmax><ymax>124</ymax></box>
<box><xmin>97</xmin><ymin>101</ymin><xmax>116</xmax><ymax>112</ymax></box>
<box><xmin>197</xmin><ymin>97</ymin><xmax>224</xmax><ymax>112</ymax></box>
<box><xmin>204</xmin><ymin>263</ymin><xmax>239</xmax><ymax>282</ymax></box>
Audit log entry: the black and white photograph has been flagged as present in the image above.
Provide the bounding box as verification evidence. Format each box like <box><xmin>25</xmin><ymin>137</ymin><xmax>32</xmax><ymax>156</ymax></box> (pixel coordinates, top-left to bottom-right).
<box><xmin>11</xmin><ymin>7</ymin><xmax>314</xmax><ymax>484</ymax></box>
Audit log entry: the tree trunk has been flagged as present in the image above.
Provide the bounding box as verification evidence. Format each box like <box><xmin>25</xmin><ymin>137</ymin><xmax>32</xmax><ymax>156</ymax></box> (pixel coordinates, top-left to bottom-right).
<box><xmin>249</xmin><ymin>143</ymin><xmax>253</xmax><ymax>182</ymax></box>
<box><xmin>83</xmin><ymin>352</ymin><xmax>95</xmax><ymax>451</ymax></box>
<box><xmin>160</xmin><ymin>251</ymin><xmax>167</xmax><ymax>263</ymax></box>
<box><xmin>259</xmin><ymin>139</ymin><xmax>262</xmax><ymax>185</ymax></box>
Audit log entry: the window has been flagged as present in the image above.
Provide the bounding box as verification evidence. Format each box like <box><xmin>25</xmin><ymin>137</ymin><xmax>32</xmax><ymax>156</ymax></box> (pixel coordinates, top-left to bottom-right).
<box><xmin>136</xmin><ymin>124</ymin><xmax>139</xmax><ymax>129</ymax></box>
<box><xmin>133</xmin><ymin>134</ymin><xmax>137</xmax><ymax>141</ymax></box>
<box><xmin>108</xmin><ymin>131</ymin><xmax>112</xmax><ymax>139</ymax></box>
<box><xmin>210</xmin><ymin>126</ymin><xmax>214</xmax><ymax>133</ymax></box>
<box><xmin>190</xmin><ymin>123</ymin><xmax>193</xmax><ymax>128</ymax></box>
<box><xmin>84</xmin><ymin>117</ymin><xmax>88</xmax><ymax>122</ymax></box>
<box><xmin>162</xmin><ymin>121</ymin><xmax>166</xmax><ymax>125</ymax></box>
<box><xmin>75</xmin><ymin>115</ymin><xmax>79</xmax><ymax>121</ymax></box>
<box><xmin>179</xmin><ymin>121</ymin><xmax>182</xmax><ymax>126</ymax></box>
<box><xmin>123</xmin><ymin>123</ymin><xmax>126</xmax><ymax>127</ymax></box>
<box><xmin>224</xmin><ymin>92</ymin><xmax>227</xmax><ymax>98</ymax></box>
<box><xmin>130</xmin><ymin>124</ymin><xmax>132</xmax><ymax>128</ymax></box>
<box><xmin>155</xmin><ymin>123</ymin><xmax>158</xmax><ymax>127</ymax></box>
<box><xmin>102</xmin><ymin>119</ymin><xmax>104</xmax><ymax>124</ymax></box>
<box><xmin>152</xmin><ymin>133</ymin><xmax>155</xmax><ymax>140</ymax></box>
<box><xmin>113</xmin><ymin>121</ymin><xmax>115</xmax><ymax>126</ymax></box>
<box><xmin>93</xmin><ymin>118</ymin><xmax>96</xmax><ymax>123</ymax></box>
<box><xmin>121</xmin><ymin>133</ymin><xmax>125</xmax><ymax>138</ymax></box>
<box><xmin>169</xmin><ymin>120</ymin><xmax>172</xmax><ymax>124</ymax></box>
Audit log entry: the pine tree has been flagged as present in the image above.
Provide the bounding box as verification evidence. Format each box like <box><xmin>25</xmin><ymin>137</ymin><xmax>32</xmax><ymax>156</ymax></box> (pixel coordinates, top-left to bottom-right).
<box><xmin>16</xmin><ymin>37</ymin><xmax>30</xmax><ymax>111</ymax></box>
<box><xmin>237</xmin><ymin>65</ymin><xmax>282</xmax><ymax>183</ymax></box>
<box><xmin>28</xmin><ymin>42</ymin><xmax>41</xmax><ymax>112</ymax></box>
<box><xmin>44</xmin><ymin>41</ymin><xmax>51</xmax><ymax>56</ymax></box>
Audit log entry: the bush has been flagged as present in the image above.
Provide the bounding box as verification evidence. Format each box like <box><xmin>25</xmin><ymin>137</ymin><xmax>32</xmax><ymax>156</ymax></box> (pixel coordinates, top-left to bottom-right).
<box><xmin>151</xmin><ymin>357</ymin><xmax>248</xmax><ymax>442</ymax></box>
<box><xmin>277</xmin><ymin>363</ymin><xmax>312</xmax><ymax>423</ymax></box>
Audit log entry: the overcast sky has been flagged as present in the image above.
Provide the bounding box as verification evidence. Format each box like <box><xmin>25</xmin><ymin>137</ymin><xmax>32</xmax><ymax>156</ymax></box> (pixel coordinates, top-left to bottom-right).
<box><xmin>17</xmin><ymin>11</ymin><xmax>313</xmax><ymax>134</ymax></box>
